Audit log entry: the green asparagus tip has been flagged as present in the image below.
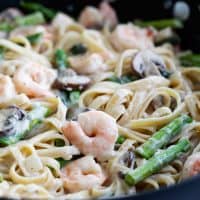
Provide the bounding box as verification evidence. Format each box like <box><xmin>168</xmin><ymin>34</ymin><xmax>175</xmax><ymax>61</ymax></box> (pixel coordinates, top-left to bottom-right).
<box><xmin>125</xmin><ymin>173</ymin><xmax>136</xmax><ymax>186</ymax></box>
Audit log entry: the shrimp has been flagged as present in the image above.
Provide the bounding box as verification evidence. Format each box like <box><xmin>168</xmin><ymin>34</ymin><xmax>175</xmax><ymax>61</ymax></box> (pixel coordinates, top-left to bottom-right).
<box><xmin>110</xmin><ymin>24</ymin><xmax>154</xmax><ymax>51</ymax></box>
<box><xmin>62</xmin><ymin>110</ymin><xmax>118</xmax><ymax>160</ymax></box>
<box><xmin>68</xmin><ymin>53</ymin><xmax>108</xmax><ymax>75</ymax></box>
<box><xmin>61</xmin><ymin>156</ymin><xmax>106</xmax><ymax>193</ymax></box>
<box><xmin>182</xmin><ymin>152</ymin><xmax>200</xmax><ymax>179</ymax></box>
<box><xmin>52</xmin><ymin>13</ymin><xmax>74</xmax><ymax>30</ymax></box>
<box><xmin>13</xmin><ymin>61</ymin><xmax>57</xmax><ymax>98</ymax></box>
<box><xmin>79</xmin><ymin>2</ymin><xmax>117</xmax><ymax>29</ymax></box>
<box><xmin>79</xmin><ymin>6</ymin><xmax>103</xmax><ymax>29</ymax></box>
<box><xmin>0</xmin><ymin>74</ymin><xmax>16</xmax><ymax>104</ymax></box>
<box><xmin>99</xmin><ymin>1</ymin><xmax>118</xmax><ymax>28</ymax></box>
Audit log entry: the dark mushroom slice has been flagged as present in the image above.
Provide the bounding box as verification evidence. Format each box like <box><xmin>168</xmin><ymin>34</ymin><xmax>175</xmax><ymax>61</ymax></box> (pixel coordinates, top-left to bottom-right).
<box><xmin>52</xmin><ymin>68</ymin><xmax>91</xmax><ymax>91</ymax></box>
<box><xmin>0</xmin><ymin>106</ymin><xmax>30</xmax><ymax>146</ymax></box>
<box><xmin>132</xmin><ymin>50</ymin><xmax>171</xmax><ymax>78</ymax></box>
<box><xmin>0</xmin><ymin>105</ymin><xmax>51</xmax><ymax>146</ymax></box>
<box><xmin>119</xmin><ymin>148</ymin><xmax>135</xmax><ymax>169</ymax></box>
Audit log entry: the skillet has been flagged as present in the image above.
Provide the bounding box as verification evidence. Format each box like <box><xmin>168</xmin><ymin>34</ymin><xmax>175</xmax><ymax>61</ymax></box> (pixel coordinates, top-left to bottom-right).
<box><xmin>0</xmin><ymin>0</ymin><xmax>200</xmax><ymax>199</ymax></box>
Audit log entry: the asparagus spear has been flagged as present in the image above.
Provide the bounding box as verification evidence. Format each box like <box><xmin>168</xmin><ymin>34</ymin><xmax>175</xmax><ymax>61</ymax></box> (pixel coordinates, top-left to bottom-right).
<box><xmin>55</xmin><ymin>49</ymin><xmax>68</xmax><ymax>69</ymax></box>
<box><xmin>0</xmin><ymin>106</ymin><xmax>51</xmax><ymax>146</ymax></box>
<box><xmin>16</xmin><ymin>12</ymin><xmax>46</xmax><ymax>26</ymax></box>
<box><xmin>136</xmin><ymin>115</ymin><xmax>192</xmax><ymax>159</ymax></box>
<box><xmin>179</xmin><ymin>53</ymin><xmax>200</xmax><ymax>67</ymax></box>
<box><xmin>134</xmin><ymin>19</ymin><xmax>183</xmax><ymax>29</ymax></box>
<box><xmin>20</xmin><ymin>1</ymin><xmax>56</xmax><ymax>20</ymax></box>
<box><xmin>26</xmin><ymin>32</ymin><xmax>43</xmax><ymax>45</ymax></box>
<box><xmin>125</xmin><ymin>139</ymin><xmax>191</xmax><ymax>186</ymax></box>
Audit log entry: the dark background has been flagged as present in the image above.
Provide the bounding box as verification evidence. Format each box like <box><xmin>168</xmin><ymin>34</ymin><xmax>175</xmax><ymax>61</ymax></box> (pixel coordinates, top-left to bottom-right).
<box><xmin>1</xmin><ymin>0</ymin><xmax>200</xmax><ymax>52</ymax></box>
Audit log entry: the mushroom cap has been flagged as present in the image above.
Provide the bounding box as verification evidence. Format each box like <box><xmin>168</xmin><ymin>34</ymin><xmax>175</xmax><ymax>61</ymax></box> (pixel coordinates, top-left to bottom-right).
<box><xmin>0</xmin><ymin>106</ymin><xmax>29</xmax><ymax>138</ymax></box>
<box><xmin>132</xmin><ymin>50</ymin><xmax>168</xmax><ymax>78</ymax></box>
<box><xmin>53</xmin><ymin>68</ymin><xmax>91</xmax><ymax>91</ymax></box>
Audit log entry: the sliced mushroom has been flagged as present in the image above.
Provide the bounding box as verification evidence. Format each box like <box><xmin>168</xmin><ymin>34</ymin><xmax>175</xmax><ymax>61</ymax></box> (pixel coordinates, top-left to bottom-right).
<box><xmin>132</xmin><ymin>50</ymin><xmax>170</xmax><ymax>78</ymax></box>
<box><xmin>0</xmin><ymin>106</ymin><xmax>29</xmax><ymax>143</ymax></box>
<box><xmin>52</xmin><ymin>68</ymin><xmax>91</xmax><ymax>91</ymax></box>
<box><xmin>119</xmin><ymin>148</ymin><xmax>135</xmax><ymax>169</ymax></box>
<box><xmin>0</xmin><ymin>8</ymin><xmax>23</xmax><ymax>22</ymax></box>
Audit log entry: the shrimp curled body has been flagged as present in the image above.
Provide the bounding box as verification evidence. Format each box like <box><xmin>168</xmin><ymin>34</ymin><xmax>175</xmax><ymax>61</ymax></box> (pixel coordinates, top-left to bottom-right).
<box><xmin>13</xmin><ymin>61</ymin><xmax>57</xmax><ymax>98</ymax></box>
<box><xmin>61</xmin><ymin>156</ymin><xmax>106</xmax><ymax>193</ymax></box>
<box><xmin>62</xmin><ymin>110</ymin><xmax>118</xmax><ymax>160</ymax></box>
<box><xmin>110</xmin><ymin>24</ymin><xmax>154</xmax><ymax>51</ymax></box>
<box><xmin>69</xmin><ymin>53</ymin><xmax>108</xmax><ymax>75</ymax></box>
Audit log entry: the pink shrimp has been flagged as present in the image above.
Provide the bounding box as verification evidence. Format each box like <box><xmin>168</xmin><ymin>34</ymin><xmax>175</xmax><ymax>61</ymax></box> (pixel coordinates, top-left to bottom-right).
<box><xmin>0</xmin><ymin>74</ymin><xmax>16</xmax><ymax>104</ymax></box>
<box><xmin>182</xmin><ymin>152</ymin><xmax>200</xmax><ymax>179</ymax></box>
<box><xmin>61</xmin><ymin>156</ymin><xmax>106</xmax><ymax>193</ymax></box>
<box><xmin>13</xmin><ymin>62</ymin><xmax>57</xmax><ymax>98</ymax></box>
<box><xmin>62</xmin><ymin>110</ymin><xmax>118</xmax><ymax>160</ymax></box>
<box><xmin>99</xmin><ymin>1</ymin><xmax>118</xmax><ymax>27</ymax></box>
<box><xmin>79</xmin><ymin>6</ymin><xmax>103</xmax><ymax>29</ymax></box>
<box><xmin>79</xmin><ymin>2</ymin><xmax>117</xmax><ymax>29</ymax></box>
<box><xmin>68</xmin><ymin>53</ymin><xmax>108</xmax><ymax>75</ymax></box>
<box><xmin>110</xmin><ymin>24</ymin><xmax>154</xmax><ymax>51</ymax></box>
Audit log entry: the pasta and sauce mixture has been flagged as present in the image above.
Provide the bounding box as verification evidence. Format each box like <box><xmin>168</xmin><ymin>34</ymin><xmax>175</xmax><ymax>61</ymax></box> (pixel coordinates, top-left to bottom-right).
<box><xmin>0</xmin><ymin>1</ymin><xmax>199</xmax><ymax>199</ymax></box>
